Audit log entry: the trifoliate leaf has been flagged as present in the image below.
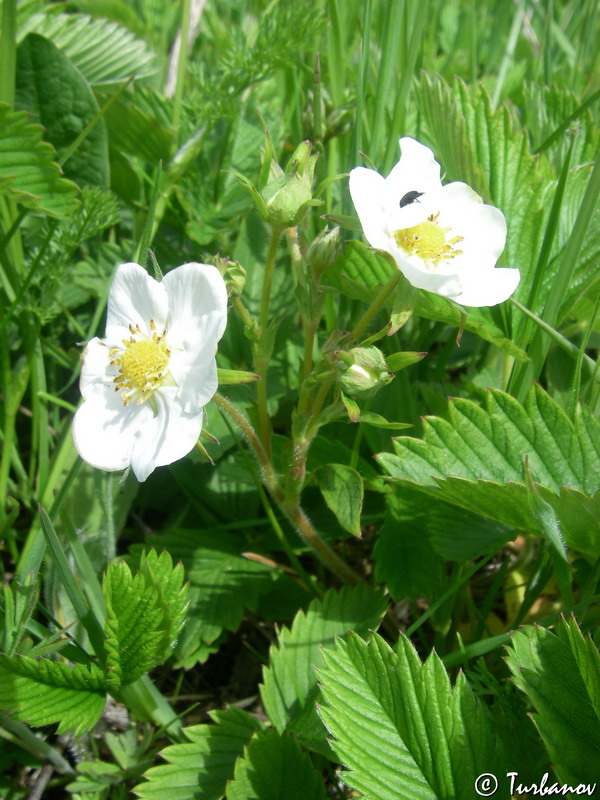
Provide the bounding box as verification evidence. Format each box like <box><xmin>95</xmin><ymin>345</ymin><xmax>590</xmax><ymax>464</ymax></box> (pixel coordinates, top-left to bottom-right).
<box><xmin>0</xmin><ymin>655</ymin><xmax>106</xmax><ymax>736</ymax></box>
<box><xmin>137</xmin><ymin>549</ymin><xmax>189</xmax><ymax>660</ymax></box>
<box><xmin>377</xmin><ymin>385</ymin><xmax>600</xmax><ymax>556</ymax></box>
<box><xmin>506</xmin><ymin>617</ymin><xmax>600</xmax><ymax>786</ymax></box>
<box><xmin>226</xmin><ymin>729</ymin><xmax>326</xmax><ymax>800</ymax></box>
<box><xmin>130</xmin><ymin>531</ymin><xmax>275</xmax><ymax>668</ymax></box>
<box><xmin>317</xmin><ymin>632</ymin><xmax>503</xmax><ymax>800</ymax></box>
<box><xmin>135</xmin><ymin>707</ymin><xmax>263</xmax><ymax>800</ymax></box>
<box><xmin>102</xmin><ymin>560</ymin><xmax>168</xmax><ymax>688</ymax></box>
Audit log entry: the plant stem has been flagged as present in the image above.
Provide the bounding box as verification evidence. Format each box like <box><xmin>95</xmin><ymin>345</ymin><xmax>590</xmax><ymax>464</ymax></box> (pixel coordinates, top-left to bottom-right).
<box><xmin>282</xmin><ymin>503</ymin><xmax>360</xmax><ymax>585</ymax></box>
<box><xmin>213</xmin><ymin>393</ymin><xmax>361</xmax><ymax>584</ymax></box>
<box><xmin>352</xmin><ymin>271</ymin><xmax>402</xmax><ymax>341</ymax></box>
<box><xmin>255</xmin><ymin>227</ymin><xmax>282</xmax><ymax>457</ymax></box>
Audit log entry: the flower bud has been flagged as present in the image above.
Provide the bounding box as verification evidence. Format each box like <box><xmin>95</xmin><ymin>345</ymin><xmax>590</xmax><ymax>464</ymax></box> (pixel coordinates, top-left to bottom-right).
<box><xmin>307</xmin><ymin>226</ymin><xmax>342</xmax><ymax>275</ymax></box>
<box><xmin>258</xmin><ymin>138</ymin><xmax>319</xmax><ymax>228</ymax></box>
<box><xmin>260</xmin><ymin>171</ymin><xmax>313</xmax><ymax>228</ymax></box>
<box><xmin>336</xmin><ymin>347</ymin><xmax>394</xmax><ymax>399</ymax></box>
<box><xmin>209</xmin><ymin>255</ymin><xmax>246</xmax><ymax>297</ymax></box>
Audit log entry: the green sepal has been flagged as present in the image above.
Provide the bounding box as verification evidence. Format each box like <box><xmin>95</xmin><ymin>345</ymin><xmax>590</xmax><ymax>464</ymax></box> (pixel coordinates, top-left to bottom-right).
<box><xmin>217</xmin><ymin>368</ymin><xmax>260</xmax><ymax>385</ymax></box>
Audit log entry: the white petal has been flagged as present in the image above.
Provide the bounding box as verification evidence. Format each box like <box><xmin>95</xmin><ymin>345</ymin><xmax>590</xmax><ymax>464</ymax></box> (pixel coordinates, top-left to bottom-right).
<box><xmin>439</xmin><ymin>181</ymin><xmax>483</xmax><ymax>205</ymax></box>
<box><xmin>440</xmin><ymin>193</ymin><xmax>507</xmax><ymax>266</ymax></box>
<box><xmin>349</xmin><ymin>168</ymin><xmax>390</xmax><ymax>250</ymax></box>
<box><xmin>455</xmin><ymin>268</ymin><xmax>521</xmax><ymax>307</ymax></box>
<box><xmin>129</xmin><ymin>389</ymin><xmax>204</xmax><ymax>481</ymax></box>
<box><xmin>169</xmin><ymin>352</ymin><xmax>218</xmax><ymax>414</ymax></box>
<box><xmin>385</xmin><ymin>138</ymin><xmax>442</xmax><ymax>200</ymax></box>
<box><xmin>106</xmin><ymin>263</ymin><xmax>169</xmax><ymax>338</ymax></box>
<box><xmin>79</xmin><ymin>338</ymin><xmax>113</xmax><ymax>398</ymax></box>
<box><xmin>386</xmin><ymin>240</ymin><xmax>463</xmax><ymax>297</ymax></box>
<box><xmin>162</xmin><ymin>263</ymin><xmax>228</xmax><ymax>358</ymax></box>
<box><xmin>73</xmin><ymin>387</ymin><xmax>143</xmax><ymax>472</ymax></box>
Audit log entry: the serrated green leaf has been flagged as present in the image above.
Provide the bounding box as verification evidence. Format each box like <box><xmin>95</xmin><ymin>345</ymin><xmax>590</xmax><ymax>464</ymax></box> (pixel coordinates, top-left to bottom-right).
<box><xmin>130</xmin><ymin>531</ymin><xmax>274</xmax><ymax>668</ymax></box>
<box><xmin>20</xmin><ymin>12</ymin><xmax>157</xmax><ymax>85</ymax></box>
<box><xmin>374</xmin><ymin>494</ymin><xmax>446</xmax><ymax>600</ymax></box>
<box><xmin>506</xmin><ymin>617</ymin><xmax>600</xmax><ymax>786</ymax></box>
<box><xmin>0</xmin><ymin>655</ymin><xmax>106</xmax><ymax>736</ymax></box>
<box><xmin>135</xmin><ymin>707</ymin><xmax>262</xmax><ymax>800</ymax></box>
<box><xmin>0</xmin><ymin>103</ymin><xmax>78</xmax><ymax>217</ymax></box>
<box><xmin>137</xmin><ymin>550</ymin><xmax>189</xmax><ymax>660</ymax></box>
<box><xmin>317</xmin><ymin>632</ymin><xmax>503</xmax><ymax>800</ymax></box>
<box><xmin>314</xmin><ymin>464</ymin><xmax>363</xmax><ymax>537</ymax></box>
<box><xmin>226</xmin><ymin>729</ymin><xmax>326</xmax><ymax>800</ymax></box>
<box><xmin>377</xmin><ymin>385</ymin><xmax>600</xmax><ymax>556</ymax></box>
<box><xmin>16</xmin><ymin>33</ymin><xmax>109</xmax><ymax>188</ymax></box>
<box><xmin>260</xmin><ymin>585</ymin><xmax>387</xmax><ymax>757</ymax></box>
<box><xmin>102</xmin><ymin>561</ymin><xmax>165</xmax><ymax>687</ymax></box>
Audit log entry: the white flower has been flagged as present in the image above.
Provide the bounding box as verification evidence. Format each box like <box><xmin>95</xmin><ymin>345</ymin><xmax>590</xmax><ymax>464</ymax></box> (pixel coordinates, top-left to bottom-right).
<box><xmin>73</xmin><ymin>262</ymin><xmax>228</xmax><ymax>482</ymax></box>
<box><xmin>349</xmin><ymin>137</ymin><xmax>520</xmax><ymax>307</ymax></box>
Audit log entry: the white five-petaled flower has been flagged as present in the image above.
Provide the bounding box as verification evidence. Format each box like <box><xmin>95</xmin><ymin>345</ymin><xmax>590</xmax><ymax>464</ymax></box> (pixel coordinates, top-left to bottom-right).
<box><xmin>73</xmin><ymin>262</ymin><xmax>228</xmax><ymax>482</ymax></box>
<box><xmin>349</xmin><ymin>137</ymin><xmax>520</xmax><ymax>307</ymax></box>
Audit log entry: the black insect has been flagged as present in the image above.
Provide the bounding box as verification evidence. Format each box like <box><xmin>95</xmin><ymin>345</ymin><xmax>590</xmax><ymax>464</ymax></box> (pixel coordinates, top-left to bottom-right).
<box><xmin>399</xmin><ymin>190</ymin><xmax>424</xmax><ymax>208</ymax></box>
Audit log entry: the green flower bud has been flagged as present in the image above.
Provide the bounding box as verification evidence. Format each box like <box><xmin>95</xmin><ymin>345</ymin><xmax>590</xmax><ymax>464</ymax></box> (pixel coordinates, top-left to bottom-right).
<box><xmin>209</xmin><ymin>256</ymin><xmax>246</xmax><ymax>297</ymax></box>
<box><xmin>258</xmin><ymin>138</ymin><xmax>319</xmax><ymax>228</ymax></box>
<box><xmin>307</xmin><ymin>226</ymin><xmax>342</xmax><ymax>275</ymax></box>
<box><xmin>260</xmin><ymin>170</ymin><xmax>314</xmax><ymax>228</ymax></box>
<box><xmin>336</xmin><ymin>347</ymin><xmax>394</xmax><ymax>399</ymax></box>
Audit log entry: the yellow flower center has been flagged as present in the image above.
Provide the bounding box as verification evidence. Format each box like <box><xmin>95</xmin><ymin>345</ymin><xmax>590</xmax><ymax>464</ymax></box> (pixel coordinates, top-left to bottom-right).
<box><xmin>394</xmin><ymin>212</ymin><xmax>463</xmax><ymax>266</ymax></box>
<box><xmin>111</xmin><ymin>321</ymin><xmax>171</xmax><ymax>406</ymax></box>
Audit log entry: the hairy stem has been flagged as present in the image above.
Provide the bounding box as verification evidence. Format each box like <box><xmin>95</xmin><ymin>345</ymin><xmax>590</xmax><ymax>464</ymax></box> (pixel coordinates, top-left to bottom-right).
<box><xmin>255</xmin><ymin>227</ymin><xmax>283</xmax><ymax>458</ymax></box>
<box><xmin>352</xmin><ymin>270</ymin><xmax>402</xmax><ymax>341</ymax></box>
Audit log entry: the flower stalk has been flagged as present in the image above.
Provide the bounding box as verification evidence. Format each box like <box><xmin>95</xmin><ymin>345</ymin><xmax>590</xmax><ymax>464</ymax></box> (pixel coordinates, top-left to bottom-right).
<box><xmin>214</xmin><ymin>392</ymin><xmax>361</xmax><ymax>585</ymax></box>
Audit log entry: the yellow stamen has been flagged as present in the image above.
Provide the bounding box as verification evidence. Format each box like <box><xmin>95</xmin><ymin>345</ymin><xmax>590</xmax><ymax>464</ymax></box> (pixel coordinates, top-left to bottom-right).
<box><xmin>394</xmin><ymin>212</ymin><xmax>463</xmax><ymax>266</ymax></box>
<box><xmin>111</xmin><ymin>324</ymin><xmax>171</xmax><ymax>406</ymax></box>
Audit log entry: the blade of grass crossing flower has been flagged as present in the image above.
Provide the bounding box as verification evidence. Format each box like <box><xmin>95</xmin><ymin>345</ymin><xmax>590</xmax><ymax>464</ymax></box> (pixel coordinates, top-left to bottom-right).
<box><xmin>523</xmin><ymin>147</ymin><xmax>600</xmax><ymax>393</ymax></box>
<box><xmin>383</xmin><ymin>0</ymin><xmax>431</xmax><ymax>171</ymax></box>
<box><xmin>509</xmin><ymin>139</ymin><xmax>574</xmax><ymax>399</ymax></box>
<box><xmin>134</xmin><ymin>160</ymin><xmax>162</xmax><ymax>269</ymax></box>
<box><xmin>368</xmin><ymin>0</ymin><xmax>404</xmax><ymax>167</ymax></box>
<box><xmin>38</xmin><ymin>504</ymin><xmax>106</xmax><ymax>663</ymax></box>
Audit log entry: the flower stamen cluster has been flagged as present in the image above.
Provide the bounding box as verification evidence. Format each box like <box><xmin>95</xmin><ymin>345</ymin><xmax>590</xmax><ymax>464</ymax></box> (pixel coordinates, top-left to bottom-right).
<box><xmin>110</xmin><ymin>320</ymin><xmax>172</xmax><ymax>406</ymax></box>
<box><xmin>394</xmin><ymin>212</ymin><xmax>464</xmax><ymax>267</ymax></box>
